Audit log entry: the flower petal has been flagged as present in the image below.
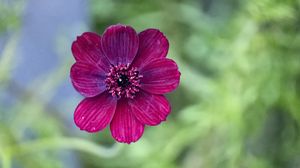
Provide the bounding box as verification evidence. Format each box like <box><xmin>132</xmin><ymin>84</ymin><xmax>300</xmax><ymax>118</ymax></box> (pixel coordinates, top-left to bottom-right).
<box><xmin>71</xmin><ymin>32</ymin><xmax>110</xmax><ymax>71</ymax></box>
<box><xmin>101</xmin><ymin>24</ymin><xmax>139</xmax><ymax>65</ymax></box>
<box><xmin>110</xmin><ymin>99</ymin><xmax>144</xmax><ymax>144</ymax></box>
<box><xmin>140</xmin><ymin>58</ymin><xmax>180</xmax><ymax>94</ymax></box>
<box><xmin>131</xmin><ymin>29</ymin><xmax>169</xmax><ymax>68</ymax></box>
<box><xmin>74</xmin><ymin>92</ymin><xmax>117</xmax><ymax>133</ymax></box>
<box><xmin>129</xmin><ymin>91</ymin><xmax>171</xmax><ymax>126</ymax></box>
<box><xmin>70</xmin><ymin>62</ymin><xmax>107</xmax><ymax>97</ymax></box>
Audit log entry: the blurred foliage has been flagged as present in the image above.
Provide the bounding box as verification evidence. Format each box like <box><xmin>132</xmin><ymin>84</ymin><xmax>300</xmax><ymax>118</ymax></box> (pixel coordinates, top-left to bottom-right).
<box><xmin>1</xmin><ymin>0</ymin><xmax>300</xmax><ymax>168</ymax></box>
<box><xmin>90</xmin><ymin>0</ymin><xmax>300</xmax><ymax>168</ymax></box>
<box><xmin>0</xmin><ymin>0</ymin><xmax>24</xmax><ymax>33</ymax></box>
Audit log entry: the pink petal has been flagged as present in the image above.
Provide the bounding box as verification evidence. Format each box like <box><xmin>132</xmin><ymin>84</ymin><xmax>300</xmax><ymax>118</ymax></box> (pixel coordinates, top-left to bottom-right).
<box><xmin>70</xmin><ymin>62</ymin><xmax>107</xmax><ymax>97</ymax></box>
<box><xmin>129</xmin><ymin>91</ymin><xmax>171</xmax><ymax>126</ymax></box>
<box><xmin>74</xmin><ymin>92</ymin><xmax>117</xmax><ymax>133</ymax></box>
<box><xmin>110</xmin><ymin>99</ymin><xmax>144</xmax><ymax>144</ymax></box>
<box><xmin>101</xmin><ymin>24</ymin><xmax>139</xmax><ymax>65</ymax></box>
<box><xmin>131</xmin><ymin>29</ymin><xmax>169</xmax><ymax>68</ymax></box>
<box><xmin>71</xmin><ymin>32</ymin><xmax>110</xmax><ymax>72</ymax></box>
<box><xmin>140</xmin><ymin>58</ymin><xmax>181</xmax><ymax>94</ymax></box>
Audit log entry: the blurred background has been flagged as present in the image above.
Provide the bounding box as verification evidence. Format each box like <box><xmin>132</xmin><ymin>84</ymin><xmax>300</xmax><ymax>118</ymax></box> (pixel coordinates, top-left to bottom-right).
<box><xmin>1</xmin><ymin>0</ymin><xmax>300</xmax><ymax>167</ymax></box>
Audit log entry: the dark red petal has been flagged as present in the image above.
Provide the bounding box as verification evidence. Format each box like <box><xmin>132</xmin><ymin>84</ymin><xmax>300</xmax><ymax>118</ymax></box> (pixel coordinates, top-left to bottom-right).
<box><xmin>70</xmin><ymin>62</ymin><xmax>107</xmax><ymax>97</ymax></box>
<box><xmin>74</xmin><ymin>92</ymin><xmax>117</xmax><ymax>133</ymax></box>
<box><xmin>131</xmin><ymin>29</ymin><xmax>169</xmax><ymax>68</ymax></box>
<box><xmin>71</xmin><ymin>32</ymin><xmax>110</xmax><ymax>71</ymax></box>
<box><xmin>129</xmin><ymin>91</ymin><xmax>171</xmax><ymax>126</ymax></box>
<box><xmin>140</xmin><ymin>58</ymin><xmax>181</xmax><ymax>94</ymax></box>
<box><xmin>101</xmin><ymin>24</ymin><xmax>139</xmax><ymax>65</ymax></box>
<box><xmin>110</xmin><ymin>99</ymin><xmax>144</xmax><ymax>144</ymax></box>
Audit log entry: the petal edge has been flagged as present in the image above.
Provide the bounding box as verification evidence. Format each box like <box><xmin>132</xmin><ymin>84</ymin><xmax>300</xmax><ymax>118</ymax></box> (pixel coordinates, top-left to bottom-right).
<box><xmin>140</xmin><ymin>58</ymin><xmax>181</xmax><ymax>94</ymax></box>
<box><xmin>71</xmin><ymin>32</ymin><xmax>111</xmax><ymax>72</ymax></box>
<box><xmin>74</xmin><ymin>92</ymin><xmax>117</xmax><ymax>132</ymax></box>
<box><xmin>110</xmin><ymin>99</ymin><xmax>144</xmax><ymax>144</ymax></box>
<box><xmin>132</xmin><ymin>29</ymin><xmax>169</xmax><ymax>68</ymax></box>
<box><xmin>70</xmin><ymin>62</ymin><xmax>107</xmax><ymax>97</ymax></box>
<box><xmin>129</xmin><ymin>91</ymin><xmax>171</xmax><ymax>126</ymax></box>
<box><xmin>101</xmin><ymin>24</ymin><xmax>139</xmax><ymax>65</ymax></box>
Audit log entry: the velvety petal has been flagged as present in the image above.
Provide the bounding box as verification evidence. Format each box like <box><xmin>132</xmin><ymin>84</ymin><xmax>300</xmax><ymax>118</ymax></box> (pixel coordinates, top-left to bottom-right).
<box><xmin>110</xmin><ymin>99</ymin><xmax>144</xmax><ymax>144</ymax></box>
<box><xmin>70</xmin><ymin>62</ymin><xmax>106</xmax><ymax>97</ymax></box>
<box><xmin>129</xmin><ymin>91</ymin><xmax>171</xmax><ymax>126</ymax></box>
<box><xmin>71</xmin><ymin>32</ymin><xmax>110</xmax><ymax>72</ymax></box>
<box><xmin>101</xmin><ymin>24</ymin><xmax>139</xmax><ymax>65</ymax></box>
<box><xmin>140</xmin><ymin>58</ymin><xmax>180</xmax><ymax>94</ymax></box>
<box><xmin>74</xmin><ymin>92</ymin><xmax>117</xmax><ymax>133</ymax></box>
<box><xmin>131</xmin><ymin>29</ymin><xmax>169</xmax><ymax>68</ymax></box>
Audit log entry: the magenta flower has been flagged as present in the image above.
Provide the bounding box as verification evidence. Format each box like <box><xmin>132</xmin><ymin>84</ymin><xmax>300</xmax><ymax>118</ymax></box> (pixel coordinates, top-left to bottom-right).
<box><xmin>70</xmin><ymin>24</ymin><xmax>180</xmax><ymax>144</ymax></box>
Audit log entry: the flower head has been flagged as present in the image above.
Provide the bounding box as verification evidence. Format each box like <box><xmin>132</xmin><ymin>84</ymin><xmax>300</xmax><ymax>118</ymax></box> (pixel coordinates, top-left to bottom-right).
<box><xmin>70</xmin><ymin>24</ymin><xmax>180</xmax><ymax>144</ymax></box>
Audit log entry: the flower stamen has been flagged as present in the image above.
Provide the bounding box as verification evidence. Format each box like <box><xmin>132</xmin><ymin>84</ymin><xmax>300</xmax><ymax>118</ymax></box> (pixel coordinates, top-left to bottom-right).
<box><xmin>105</xmin><ymin>64</ymin><xmax>142</xmax><ymax>99</ymax></box>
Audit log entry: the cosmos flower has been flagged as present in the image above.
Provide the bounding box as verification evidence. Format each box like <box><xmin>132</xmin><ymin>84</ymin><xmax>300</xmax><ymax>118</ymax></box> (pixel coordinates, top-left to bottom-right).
<box><xmin>70</xmin><ymin>24</ymin><xmax>180</xmax><ymax>144</ymax></box>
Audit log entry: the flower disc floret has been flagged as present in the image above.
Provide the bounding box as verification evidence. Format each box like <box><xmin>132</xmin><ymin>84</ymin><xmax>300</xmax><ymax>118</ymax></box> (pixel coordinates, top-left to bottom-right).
<box><xmin>105</xmin><ymin>64</ymin><xmax>142</xmax><ymax>99</ymax></box>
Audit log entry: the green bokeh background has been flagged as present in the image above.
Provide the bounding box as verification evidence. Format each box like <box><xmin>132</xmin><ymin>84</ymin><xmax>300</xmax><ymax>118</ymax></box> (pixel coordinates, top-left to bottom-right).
<box><xmin>1</xmin><ymin>0</ymin><xmax>300</xmax><ymax>168</ymax></box>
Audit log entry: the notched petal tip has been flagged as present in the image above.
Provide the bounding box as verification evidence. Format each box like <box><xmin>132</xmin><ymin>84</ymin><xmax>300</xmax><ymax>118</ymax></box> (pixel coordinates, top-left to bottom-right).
<box><xmin>167</xmin><ymin>58</ymin><xmax>181</xmax><ymax>89</ymax></box>
<box><xmin>105</xmin><ymin>24</ymin><xmax>128</xmax><ymax>30</ymax></box>
<box><xmin>113</xmin><ymin>128</ymin><xmax>144</xmax><ymax>144</ymax></box>
<box><xmin>140</xmin><ymin>28</ymin><xmax>169</xmax><ymax>50</ymax></box>
<box><xmin>72</xmin><ymin>32</ymin><xmax>101</xmax><ymax>48</ymax></box>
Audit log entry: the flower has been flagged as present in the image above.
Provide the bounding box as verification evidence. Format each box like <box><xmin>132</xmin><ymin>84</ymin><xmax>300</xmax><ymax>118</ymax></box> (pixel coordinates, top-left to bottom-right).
<box><xmin>70</xmin><ymin>24</ymin><xmax>180</xmax><ymax>144</ymax></box>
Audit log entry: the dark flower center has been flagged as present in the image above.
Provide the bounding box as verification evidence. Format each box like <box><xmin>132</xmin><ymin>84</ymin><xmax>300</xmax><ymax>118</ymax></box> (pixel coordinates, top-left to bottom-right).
<box><xmin>117</xmin><ymin>74</ymin><xmax>130</xmax><ymax>87</ymax></box>
<box><xmin>105</xmin><ymin>64</ymin><xmax>142</xmax><ymax>99</ymax></box>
